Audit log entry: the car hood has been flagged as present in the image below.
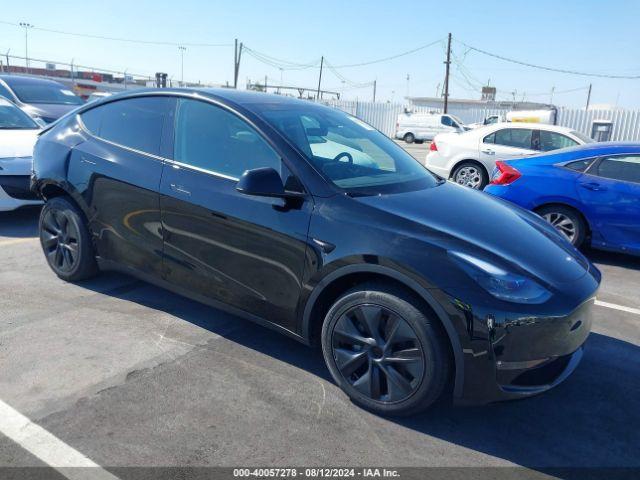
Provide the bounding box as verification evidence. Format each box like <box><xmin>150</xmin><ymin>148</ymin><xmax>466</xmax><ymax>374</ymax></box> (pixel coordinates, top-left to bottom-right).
<box><xmin>0</xmin><ymin>129</ymin><xmax>39</xmax><ymax>158</ymax></box>
<box><xmin>355</xmin><ymin>181</ymin><xmax>590</xmax><ymax>285</ymax></box>
<box><xmin>22</xmin><ymin>103</ymin><xmax>80</xmax><ymax>121</ymax></box>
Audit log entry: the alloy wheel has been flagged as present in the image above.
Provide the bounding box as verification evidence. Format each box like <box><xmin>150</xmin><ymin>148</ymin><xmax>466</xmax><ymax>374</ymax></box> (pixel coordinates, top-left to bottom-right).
<box><xmin>41</xmin><ymin>209</ymin><xmax>80</xmax><ymax>272</ymax></box>
<box><xmin>331</xmin><ymin>304</ymin><xmax>425</xmax><ymax>403</ymax></box>
<box><xmin>543</xmin><ymin>212</ymin><xmax>577</xmax><ymax>243</ymax></box>
<box><xmin>454</xmin><ymin>166</ymin><xmax>482</xmax><ymax>188</ymax></box>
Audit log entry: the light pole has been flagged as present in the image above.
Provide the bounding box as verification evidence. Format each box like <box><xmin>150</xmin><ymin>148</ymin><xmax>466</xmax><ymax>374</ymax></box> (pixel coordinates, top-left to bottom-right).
<box><xmin>178</xmin><ymin>46</ymin><xmax>186</xmax><ymax>86</ymax></box>
<box><xmin>19</xmin><ymin>22</ymin><xmax>33</xmax><ymax>73</ymax></box>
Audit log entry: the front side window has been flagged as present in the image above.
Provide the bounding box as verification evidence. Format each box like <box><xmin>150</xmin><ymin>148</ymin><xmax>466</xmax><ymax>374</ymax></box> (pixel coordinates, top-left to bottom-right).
<box><xmin>594</xmin><ymin>155</ymin><xmax>640</xmax><ymax>184</ymax></box>
<box><xmin>173</xmin><ymin>98</ymin><xmax>281</xmax><ymax>179</ymax></box>
<box><xmin>486</xmin><ymin>128</ymin><xmax>533</xmax><ymax>150</ymax></box>
<box><xmin>255</xmin><ymin>103</ymin><xmax>438</xmax><ymax>194</ymax></box>
<box><xmin>441</xmin><ymin>116</ymin><xmax>454</xmax><ymax>127</ymax></box>
<box><xmin>538</xmin><ymin>131</ymin><xmax>579</xmax><ymax>152</ymax></box>
<box><xmin>81</xmin><ymin>97</ymin><xmax>172</xmax><ymax>156</ymax></box>
<box><xmin>0</xmin><ymin>97</ymin><xmax>38</xmax><ymax>129</ymax></box>
<box><xmin>9</xmin><ymin>83</ymin><xmax>84</xmax><ymax>105</ymax></box>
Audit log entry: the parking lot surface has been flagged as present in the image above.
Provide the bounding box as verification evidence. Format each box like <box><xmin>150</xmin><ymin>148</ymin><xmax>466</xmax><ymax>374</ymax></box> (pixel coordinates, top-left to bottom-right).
<box><xmin>0</xmin><ymin>176</ymin><xmax>639</xmax><ymax>474</ymax></box>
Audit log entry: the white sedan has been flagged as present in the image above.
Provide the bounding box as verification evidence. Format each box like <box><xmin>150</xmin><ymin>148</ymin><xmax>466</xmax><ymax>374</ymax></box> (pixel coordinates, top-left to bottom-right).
<box><xmin>425</xmin><ymin>123</ymin><xmax>593</xmax><ymax>189</ymax></box>
<box><xmin>0</xmin><ymin>98</ymin><xmax>42</xmax><ymax>211</ymax></box>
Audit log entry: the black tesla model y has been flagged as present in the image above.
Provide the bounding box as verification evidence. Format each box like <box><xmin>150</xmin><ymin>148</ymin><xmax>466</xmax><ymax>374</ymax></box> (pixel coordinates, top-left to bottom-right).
<box><xmin>32</xmin><ymin>89</ymin><xmax>600</xmax><ymax>415</ymax></box>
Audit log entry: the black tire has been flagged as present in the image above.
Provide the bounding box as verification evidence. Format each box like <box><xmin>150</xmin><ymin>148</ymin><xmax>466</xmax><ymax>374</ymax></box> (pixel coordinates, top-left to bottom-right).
<box><xmin>451</xmin><ymin>161</ymin><xmax>489</xmax><ymax>190</ymax></box>
<box><xmin>39</xmin><ymin>196</ymin><xmax>99</xmax><ymax>281</ymax></box>
<box><xmin>403</xmin><ymin>133</ymin><xmax>415</xmax><ymax>144</ymax></box>
<box><xmin>536</xmin><ymin>205</ymin><xmax>586</xmax><ymax>248</ymax></box>
<box><xmin>321</xmin><ymin>283</ymin><xmax>451</xmax><ymax>416</ymax></box>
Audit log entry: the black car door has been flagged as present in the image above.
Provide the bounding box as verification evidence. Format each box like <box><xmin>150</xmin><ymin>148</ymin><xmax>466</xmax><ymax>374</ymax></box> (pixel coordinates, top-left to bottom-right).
<box><xmin>159</xmin><ymin>98</ymin><xmax>312</xmax><ymax>332</ymax></box>
<box><xmin>70</xmin><ymin>96</ymin><xmax>175</xmax><ymax>277</ymax></box>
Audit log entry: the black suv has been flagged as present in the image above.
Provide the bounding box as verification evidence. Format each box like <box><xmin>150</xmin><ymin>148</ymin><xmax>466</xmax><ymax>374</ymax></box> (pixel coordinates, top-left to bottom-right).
<box><xmin>32</xmin><ymin>89</ymin><xmax>600</xmax><ymax>415</ymax></box>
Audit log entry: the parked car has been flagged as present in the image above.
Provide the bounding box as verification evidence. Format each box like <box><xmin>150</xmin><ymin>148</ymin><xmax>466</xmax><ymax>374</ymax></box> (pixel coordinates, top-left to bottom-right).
<box><xmin>0</xmin><ymin>97</ymin><xmax>42</xmax><ymax>211</ymax></box>
<box><xmin>426</xmin><ymin>123</ymin><xmax>593</xmax><ymax>189</ymax></box>
<box><xmin>484</xmin><ymin>142</ymin><xmax>640</xmax><ymax>255</ymax></box>
<box><xmin>467</xmin><ymin>114</ymin><xmax>504</xmax><ymax>129</ymax></box>
<box><xmin>32</xmin><ymin>89</ymin><xmax>600</xmax><ymax>415</ymax></box>
<box><xmin>0</xmin><ymin>75</ymin><xmax>84</xmax><ymax>124</ymax></box>
<box><xmin>395</xmin><ymin>112</ymin><xmax>465</xmax><ymax>143</ymax></box>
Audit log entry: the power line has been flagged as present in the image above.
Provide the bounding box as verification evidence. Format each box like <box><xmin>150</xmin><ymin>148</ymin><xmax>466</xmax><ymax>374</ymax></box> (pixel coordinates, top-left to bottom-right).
<box><xmin>330</xmin><ymin>39</ymin><xmax>444</xmax><ymax>68</ymax></box>
<box><xmin>0</xmin><ymin>20</ymin><xmax>232</xmax><ymax>47</ymax></box>
<box><xmin>456</xmin><ymin>39</ymin><xmax>640</xmax><ymax>79</ymax></box>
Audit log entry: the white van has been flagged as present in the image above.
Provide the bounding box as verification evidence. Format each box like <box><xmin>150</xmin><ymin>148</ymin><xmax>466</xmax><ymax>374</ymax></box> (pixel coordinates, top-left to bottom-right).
<box><xmin>395</xmin><ymin>112</ymin><xmax>465</xmax><ymax>143</ymax></box>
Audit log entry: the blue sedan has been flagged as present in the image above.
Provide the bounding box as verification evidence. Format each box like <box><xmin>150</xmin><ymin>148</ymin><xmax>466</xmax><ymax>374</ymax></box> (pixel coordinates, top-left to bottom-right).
<box><xmin>484</xmin><ymin>142</ymin><xmax>640</xmax><ymax>256</ymax></box>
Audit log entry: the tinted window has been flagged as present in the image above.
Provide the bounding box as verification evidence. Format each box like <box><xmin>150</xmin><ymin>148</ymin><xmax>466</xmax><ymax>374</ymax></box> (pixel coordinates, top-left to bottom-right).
<box><xmin>564</xmin><ymin>159</ymin><xmax>594</xmax><ymax>172</ymax></box>
<box><xmin>9</xmin><ymin>83</ymin><xmax>84</xmax><ymax>105</ymax></box>
<box><xmin>256</xmin><ymin>103</ymin><xmax>437</xmax><ymax>194</ymax></box>
<box><xmin>0</xmin><ymin>82</ymin><xmax>14</xmax><ymax>101</ymax></box>
<box><xmin>594</xmin><ymin>156</ymin><xmax>640</xmax><ymax>184</ymax></box>
<box><xmin>441</xmin><ymin>116</ymin><xmax>453</xmax><ymax>127</ymax></box>
<box><xmin>487</xmin><ymin>128</ymin><xmax>533</xmax><ymax>149</ymax></box>
<box><xmin>79</xmin><ymin>107</ymin><xmax>103</xmax><ymax>135</ymax></box>
<box><xmin>0</xmin><ymin>97</ymin><xmax>38</xmax><ymax>129</ymax></box>
<box><xmin>539</xmin><ymin>131</ymin><xmax>578</xmax><ymax>152</ymax></box>
<box><xmin>95</xmin><ymin>97</ymin><xmax>172</xmax><ymax>156</ymax></box>
<box><xmin>174</xmin><ymin>98</ymin><xmax>281</xmax><ymax>179</ymax></box>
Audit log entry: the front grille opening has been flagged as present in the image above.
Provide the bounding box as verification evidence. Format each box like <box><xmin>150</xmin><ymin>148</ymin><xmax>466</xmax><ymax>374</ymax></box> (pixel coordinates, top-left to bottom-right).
<box><xmin>510</xmin><ymin>353</ymin><xmax>572</xmax><ymax>387</ymax></box>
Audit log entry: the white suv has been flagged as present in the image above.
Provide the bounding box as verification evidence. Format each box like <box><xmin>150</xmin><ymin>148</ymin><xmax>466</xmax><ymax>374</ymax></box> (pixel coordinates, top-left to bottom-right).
<box><xmin>425</xmin><ymin>123</ymin><xmax>592</xmax><ymax>189</ymax></box>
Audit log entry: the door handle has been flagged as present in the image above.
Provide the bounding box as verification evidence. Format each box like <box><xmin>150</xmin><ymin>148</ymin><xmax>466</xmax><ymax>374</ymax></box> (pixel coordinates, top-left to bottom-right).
<box><xmin>170</xmin><ymin>183</ymin><xmax>191</xmax><ymax>196</ymax></box>
<box><xmin>580</xmin><ymin>182</ymin><xmax>606</xmax><ymax>192</ymax></box>
<box><xmin>481</xmin><ymin>149</ymin><xmax>495</xmax><ymax>155</ymax></box>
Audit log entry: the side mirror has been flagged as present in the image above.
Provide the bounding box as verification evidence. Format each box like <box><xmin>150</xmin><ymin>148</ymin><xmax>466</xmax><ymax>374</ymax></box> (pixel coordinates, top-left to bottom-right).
<box><xmin>236</xmin><ymin>167</ymin><xmax>298</xmax><ymax>198</ymax></box>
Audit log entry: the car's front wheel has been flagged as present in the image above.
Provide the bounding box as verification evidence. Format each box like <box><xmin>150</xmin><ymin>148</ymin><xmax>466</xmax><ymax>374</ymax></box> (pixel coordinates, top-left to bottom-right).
<box><xmin>403</xmin><ymin>133</ymin><xmax>415</xmax><ymax>144</ymax></box>
<box><xmin>321</xmin><ymin>283</ymin><xmax>450</xmax><ymax>416</ymax></box>
<box><xmin>39</xmin><ymin>196</ymin><xmax>99</xmax><ymax>281</ymax></box>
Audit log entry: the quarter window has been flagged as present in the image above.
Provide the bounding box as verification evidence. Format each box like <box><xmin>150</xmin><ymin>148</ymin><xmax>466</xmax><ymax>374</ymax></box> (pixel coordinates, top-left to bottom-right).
<box><xmin>563</xmin><ymin>159</ymin><xmax>594</xmax><ymax>172</ymax></box>
<box><xmin>485</xmin><ymin>128</ymin><xmax>533</xmax><ymax>149</ymax></box>
<box><xmin>173</xmin><ymin>98</ymin><xmax>281</xmax><ymax>179</ymax></box>
<box><xmin>80</xmin><ymin>97</ymin><xmax>172</xmax><ymax>156</ymax></box>
<box><xmin>538</xmin><ymin>131</ymin><xmax>579</xmax><ymax>152</ymax></box>
<box><xmin>594</xmin><ymin>155</ymin><xmax>640</xmax><ymax>184</ymax></box>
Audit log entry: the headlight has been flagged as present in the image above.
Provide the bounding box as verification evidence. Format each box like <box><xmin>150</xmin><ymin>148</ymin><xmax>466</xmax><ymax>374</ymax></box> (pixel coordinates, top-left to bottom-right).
<box><xmin>449</xmin><ymin>251</ymin><xmax>551</xmax><ymax>304</ymax></box>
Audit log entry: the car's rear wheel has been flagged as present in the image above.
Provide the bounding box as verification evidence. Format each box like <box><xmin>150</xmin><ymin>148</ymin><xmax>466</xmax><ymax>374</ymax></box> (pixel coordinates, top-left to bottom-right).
<box><xmin>321</xmin><ymin>283</ymin><xmax>450</xmax><ymax>416</ymax></box>
<box><xmin>39</xmin><ymin>196</ymin><xmax>98</xmax><ymax>281</ymax></box>
<box><xmin>452</xmin><ymin>162</ymin><xmax>488</xmax><ymax>189</ymax></box>
<box><xmin>403</xmin><ymin>133</ymin><xmax>415</xmax><ymax>144</ymax></box>
<box><xmin>536</xmin><ymin>205</ymin><xmax>586</xmax><ymax>248</ymax></box>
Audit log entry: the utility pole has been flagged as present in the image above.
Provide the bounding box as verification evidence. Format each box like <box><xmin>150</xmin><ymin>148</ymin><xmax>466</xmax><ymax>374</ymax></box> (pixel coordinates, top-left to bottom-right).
<box><xmin>443</xmin><ymin>33</ymin><xmax>452</xmax><ymax>113</ymax></box>
<box><xmin>550</xmin><ymin>86</ymin><xmax>555</xmax><ymax>105</ymax></box>
<box><xmin>178</xmin><ymin>46</ymin><xmax>186</xmax><ymax>86</ymax></box>
<box><xmin>585</xmin><ymin>83</ymin><xmax>592</xmax><ymax>111</ymax></box>
<box><xmin>264</xmin><ymin>75</ymin><xmax>268</xmax><ymax>93</ymax></box>
<box><xmin>316</xmin><ymin>56</ymin><xmax>324</xmax><ymax>100</ymax></box>
<box><xmin>234</xmin><ymin>40</ymin><xmax>243</xmax><ymax>89</ymax></box>
<box><xmin>19</xmin><ymin>22</ymin><xmax>33</xmax><ymax>73</ymax></box>
<box><xmin>372</xmin><ymin>80</ymin><xmax>377</xmax><ymax>103</ymax></box>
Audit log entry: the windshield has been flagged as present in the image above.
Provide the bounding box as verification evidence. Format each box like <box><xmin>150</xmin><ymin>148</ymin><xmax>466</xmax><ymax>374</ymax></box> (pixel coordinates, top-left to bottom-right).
<box><xmin>570</xmin><ymin>130</ymin><xmax>595</xmax><ymax>143</ymax></box>
<box><xmin>11</xmin><ymin>83</ymin><xmax>84</xmax><ymax>105</ymax></box>
<box><xmin>256</xmin><ymin>103</ymin><xmax>438</xmax><ymax>194</ymax></box>
<box><xmin>0</xmin><ymin>98</ymin><xmax>38</xmax><ymax>129</ymax></box>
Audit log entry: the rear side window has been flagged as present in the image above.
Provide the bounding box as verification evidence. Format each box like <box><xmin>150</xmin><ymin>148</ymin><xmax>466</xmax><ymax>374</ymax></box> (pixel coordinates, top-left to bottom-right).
<box><xmin>80</xmin><ymin>97</ymin><xmax>173</xmax><ymax>156</ymax></box>
<box><xmin>484</xmin><ymin>128</ymin><xmax>533</xmax><ymax>149</ymax></box>
<box><xmin>563</xmin><ymin>159</ymin><xmax>594</xmax><ymax>172</ymax></box>
<box><xmin>538</xmin><ymin>131</ymin><xmax>578</xmax><ymax>152</ymax></box>
<box><xmin>594</xmin><ymin>155</ymin><xmax>640</xmax><ymax>184</ymax></box>
<box><xmin>173</xmin><ymin>98</ymin><xmax>281</xmax><ymax>179</ymax></box>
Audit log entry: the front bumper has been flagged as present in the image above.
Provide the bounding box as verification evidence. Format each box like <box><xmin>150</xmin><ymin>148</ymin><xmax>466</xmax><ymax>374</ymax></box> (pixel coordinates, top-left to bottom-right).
<box><xmin>433</xmin><ymin>274</ymin><xmax>598</xmax><ymax>405</ymax></box>
<box><xmin>0</xmin><ymin>157</ymin><xmax>42</xmax><ymax>211</ymax></box>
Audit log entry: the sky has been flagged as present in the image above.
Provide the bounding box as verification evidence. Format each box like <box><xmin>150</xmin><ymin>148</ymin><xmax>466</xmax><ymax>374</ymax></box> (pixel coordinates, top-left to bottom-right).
<box><xmin>1</xmin><ymin>0</ymin><xmax>639</xmax><ymax>108</ymax></box>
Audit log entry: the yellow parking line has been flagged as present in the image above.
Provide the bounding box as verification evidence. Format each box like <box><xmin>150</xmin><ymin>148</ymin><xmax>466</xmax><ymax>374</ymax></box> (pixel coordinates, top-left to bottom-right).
<box><xmin>0</xmin><ymin>237</ymin><xmax>39</xmax><ymax>247</ymax></box>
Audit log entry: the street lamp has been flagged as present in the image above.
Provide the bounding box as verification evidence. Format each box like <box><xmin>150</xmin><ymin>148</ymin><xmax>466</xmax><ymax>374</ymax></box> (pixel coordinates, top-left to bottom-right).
<box><xmin>178</xmin><ymin>46</ymin><xmax>186</xmax><ymax>86</ymax></box>
<box><xmin>19</xmin><ymin>22</ymin><xmax>33</xmax><ymax>73</ymax></box>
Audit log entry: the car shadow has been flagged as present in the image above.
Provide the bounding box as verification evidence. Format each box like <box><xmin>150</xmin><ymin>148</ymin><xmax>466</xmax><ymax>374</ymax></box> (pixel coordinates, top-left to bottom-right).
<box><xmin>75</xmin><ymin>272</ymin><xmax>640</xmax><ymax>470</ymax></box>
<box><xmin>0</xmin><ymin>206</ymin><xmax>40</xmax><ymax>238</ymax></box>
<box><xmin>584</xmin><ymin>247</ymin><xmax>640</xmax><ymax>271</ymax></box>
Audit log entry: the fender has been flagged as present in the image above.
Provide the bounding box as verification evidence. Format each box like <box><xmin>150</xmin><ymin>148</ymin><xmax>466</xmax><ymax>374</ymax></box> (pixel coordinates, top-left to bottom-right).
<box><xmin>301</xmin><ymin>263</ymin><xmax>465</xmax><ymax>398</ymax></box>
